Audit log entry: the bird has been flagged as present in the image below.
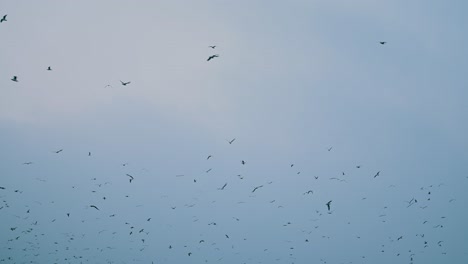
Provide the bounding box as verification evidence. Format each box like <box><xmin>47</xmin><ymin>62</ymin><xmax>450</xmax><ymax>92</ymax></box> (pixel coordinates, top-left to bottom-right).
<box><xmin>88</xmin><ymin>152</ymin><xmax>91</xmax><ymax>156</ymax></box>
<box><xmin>47</xmin><ymin>66</ymin><xmax>52</xmax><ymax>71</ymax></box>
<box><xmin>209</xmin><ymin>45</ymin><xmax>216</xmax><ymax>49</ymax></box>
<box><xmin>188</xmin><ymin>252</ymin><xmax>192</xmax><ymax>256</ymax></box>
<box><xmin>54</xmin><ymin>149</ymin><xmax>63</xmax><ymax>154</ymax></box>
<box><xmin>207</xmin><ymin>54</ymin><xmax>219</xmax><ymax>61</ymax></box>
<box><xmin>374</xmin><ymin>171</ymin><xmax>381</xmax><ymax>178</ymax></box>
<box><xmin>327</xmin><ymin>147</ymin><xmax>333</xmax><ymax>151</ymax></box>
<box><xmin>252</xmin><ymin>185</ymin><xmax>263</xmax><ymax>193</ymax></box>
<box><xmin>120</xmin><ymin>80</ymin><xmax>131</xmax><ymax>86</ymax></box>
<box><xmin>304</xmin><ymin>190</ymin><xmax>313</xmax><ymax>195</ymax></box>
<box><xmin>23</xmin><ymin>162</ymin><xmax>33</xmax><ymax>165</ymax></box>
<box><xmin>227</xmin><ymin>138</ymin><xmax>236</xmax><ymax>144</ymax></box>
<box><xmin>90</xmin><ymin>205</ymin><xmax>100</xmax><ymax>210</ymax></box>
<box><xmin>207</xmin><ymin>155</ymin><xmax>212</xmax><ymax>160</ymax></box>
<box><xmin>326</xmin><ymin>200</ymin><xmax>332</xmax><ymax>211</ymax></box>
<box><xmin>104</xmin><ymin>84</ymin><xmax>113</xmax><ymax>88</ymax></box>
<box><xmin>147</xmin><ymin>218</ymin><xmax>151</xmax><ymax>221</ymax></box>
<box><xmin>241</xmin><ymin>160</ymin><xmax>246</xmax><ymax>165</ymax></box>
<box><xmin>356</xmin><ymin>165</ymin><xmax>361</xmax><ymax>169</ymax></box>
<box><xmin>126</xmin><ymin>174</ymin><xmax>134</xmax><ymax>183</ymax></box>
<box><xmin>0</xmin><ymin>15</ymin><xmax>6</xmax><ymax>23</ymax></box>
<box><xmin>218</xmin><ymin>183</ymin><xmax>228</xmax><ymax>190</ymax></box>
<box><xmin>199</xmin><ymin>239</ymin><xmax>205</xmax><ymax>243</ymax></box>
<box><xmin>380</xmin><ymin>41</ymin><xmax>387</xmax><ymax>45</ymax></box>
<box><xmin>11</xmin><ymin>76</ymin><xmax>18</xmax><ymax>82</ymax></box>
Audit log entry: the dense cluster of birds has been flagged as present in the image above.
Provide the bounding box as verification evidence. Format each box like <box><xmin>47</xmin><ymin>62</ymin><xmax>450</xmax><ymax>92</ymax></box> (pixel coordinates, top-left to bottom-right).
<box><xmin>1</xmin><ymin>12</ymin><xmax>462</xmax><ymax>264</ymax></box>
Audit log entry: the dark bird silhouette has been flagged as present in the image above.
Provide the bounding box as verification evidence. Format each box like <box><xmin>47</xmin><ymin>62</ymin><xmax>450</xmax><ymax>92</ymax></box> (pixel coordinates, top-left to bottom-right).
<box><xmin>374</xmin><ymin>171</ymin><xmax>380</xmax><ymax>178</ymax></box>
<box><xmin>225</xmin><ymin>234</ymin><xmax>229</xmax><ymax>238</ymax></box>
<box><xmin>207</xmin><ymin>54</ymin><xmax>219</xmax><ymax>61</ymax></box>
<box><xmin>241</xmin><ymin>160</ymin><xmax>246</xmax><ymax>165</ymax></box>
<box><xmin>209</xmin><ymin>45</ymin><xmax>216</xmax><ymax>49</ymax></box>
<box><xmin>199</xmin><ymin>239</ymin><xmax>205</xmax><ymax>243</ymax></box>
<box><xmin>356</xmin><ymin>165</ymin><xmax>361</xmax><ymax>169</ymax></box>
<box><xmin>47</xmin><ymin>66</ymin><xmax>52</xmax><ymax>71</ymax></box>
<box><xmin>188</xmin><ymin>252</ymin><xmax>192</xmax><ymax>256</ymax></box>
<box><xmin>328</xmin><ymin>147</ymin><xmax>333</xmax><ymax>151</ymax></box>
<box><xmin>326</xmin><ymin>200</ymin><xmax>332</xmax><ymax>211</ymax></box>
<box><xmin>218</xmin><ymin>183</ymin><xmax>228</xmax><ymax>190</ymax></box>
<box><xmin>0</xmin><ymin>15</ymin><xmax>7</xmax><ymax>23</ymax></box>
<box><xmin>54</xmin><ymin>149</ymin><xmax>63</xmax><ymax>154</ymax></box>
<box><xmin>11</xmin><ymin>76</ymin><xmax>18</xmax><ymax>82</ymax></box>
<box><xmin>88</xmin><ymin>152</ymin><xmax>91</xmax><ymax>156</ymax></box>
<box><xmin>120</xmin><ymin>80</ymin><xmax>131</xmax><ymax>86</ymax></box>
<box><xmin>207</xmin><ymin>155</ymin><xmax>212</xmax><ymax>160</ymax></box>
<box><xmin>252</xmin><ymin>185</ymin><xmax>263</xmax><ymax>193</ymax></box>
<box><xmin>227</xmin><ymin>138</ymin><xmax>236</xmax><ymax>144</ymax></box>
<box><xmin>147</xmin><ymin>218</ymin><xmax>151</xmax><ymax>221</ymax></box>
<box><xmin>90</xmin><ymin>205</ymin><xmax>100</xmax><ymax>210</ymax></box>
<box><xmin>126</xmin><ymin>174</ymin><xmax>134</xmax><ymax>183</ymax></box>
<box><xmin>23</xmin><ymin>162</ymin><xmax>33</xmax><ymax>165</ymax></box>
<box><xmin>380</xmin><ymin>41</ymin><xmax>387</xmax><ymax>45</ymax></box>
<box><xmin>304</xmin><ymin>190</ymin><xmax>313</xmax><ymax>195</ymax></box>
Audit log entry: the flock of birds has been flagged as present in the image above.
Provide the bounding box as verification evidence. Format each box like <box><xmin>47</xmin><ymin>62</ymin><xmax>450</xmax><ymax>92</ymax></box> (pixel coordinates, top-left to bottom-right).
<box><xmin>1</xmin><ymin>11</ymin><xmax>463</xmax><ymax>264</ymax></box>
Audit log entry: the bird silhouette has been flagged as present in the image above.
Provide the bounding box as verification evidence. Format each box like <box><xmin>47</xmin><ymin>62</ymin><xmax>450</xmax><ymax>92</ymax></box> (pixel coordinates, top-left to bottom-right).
<box><xmin>209</xmin><ymin>45</ymin><xmax>216</xmax><ymax>49</ymax></box>
<box><xmin>374</xmin><ymin>171</ymin><xmax>380</xmax><ymax>178</ymax></box>
<box><xmin>54</xmin><ymin>149</ymin><xmax>63</xmax><ymax>154</ymax></box>
<box><xmin>380</xmin><ymin>41</ymin><xmax>386</xmax><ymax>45</ymax></box>
<box><xmin>11</xmin><ymin>76</ymin><xmax>18</xmax><ymax>82</ymax></box>
<box><xmin>207</xmin><ymin>155</ymin><xmax>212</xmax><ymax>160</ymax></box>
<box><xmin>0</xmin><ymin>15</ymin><xmax>7</xmax><ymax>23</ymax></box>
<box><xmin>120</xmin><ymin>80</ymin><xmax>131</xmax><ymax>86</ymax></box>
<box><xmin>90</xmin><ymin>205</ymin><xmax>100</xmax><ymax>210</ymax></box>
<box><xmin>241</xmin><ymin>160</ymin><xmax>246</xmax><ymax>165</ymax></box>
<box><xmin>252</xmin><ymin>185</ymin><xmax>263</xmax><ymax>193</ymax></box>
<box><xmin>218</xmin><ymin>183</ymin><xmax>228</xmax><ymax>190</ymax></box>
<box><xmin>326</xmin><ymin>200</ymin><xmax>332</xmax><ymax>211</ymax></box>
<box><xmin>47</xmin><ymin>66</ymin><xmax>52</xmax><ymax>71</ymax></box>
<box><xmin>207</xmin><ymin>54</ymin><xmax>219</xmax><ymax>61</ymax></box>
<box><xmin>227</xmin><ymin>138</ymin><xmax>236</xmax><ymax>144</ymax></box>
<box><xmin>126</xmin><ymin>174</ymin><xmax>134</xmax><ymax>183</ymax></box>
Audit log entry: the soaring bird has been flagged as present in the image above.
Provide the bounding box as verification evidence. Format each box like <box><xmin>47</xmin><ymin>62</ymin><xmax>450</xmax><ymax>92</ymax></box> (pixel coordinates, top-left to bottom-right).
<box><xmin>23</xmin><ymin>162</ymin><xmax>33</xmax><ymax>165</ymax></box>
<box><xmin>88</xmin><ymin>152</ymin><xmax>91</xmax><ymax>156</ymax></box>
<box><xmin>227</xmin><ymin>138</ymin><xmax>236</xmax><ymax>144</ymax></box>
<box><xmin>207</xmin><ymin>54</ymin><xmax>219</xmax><ymax>61</ymax></box>
<box><xmin>380</xmin><ymin>41</ymin><xmax>386</xmax><ymax>45</ymax></box>
<box><xmin>11</xmin><ymin>76</ymin><xmax>18</xmax><ymax>82</ymax></box>
<box><xmin>207</xmin><ymin>155</ymin><xmax>212</xmax><ymax>160</ymax></box>
<box><xmin>54</xmin><ymin>149</ymin><xmax>63</xmax><ymax>154</ymax></box>
<box><xmin>252</xmin><ymin>185</ymin><xmax>263</xmax><ymax>193</ymax></box>
<box><xmin>326</xmin><ymin>200</ymin><xmax>332</xmax><ymax>211</ymax></box>
<box><xmin>241</xmin><ymin>160</ymin><xmax>246</xmax><ymax>165</ymax></box>
<box><xmin>218</xmin><ymin>183</ymin><xmax>228</xmax><ymax>190</ymax></box>
<box><xmin>90</xmin><ymin>205</ymin><xmax>100</xmax><ymax>210</ymax></box>
<box><xmin>126</xmin><ymin>174</ymin><xmax>134</xmax><ymax>183</ymax></box>
<box><xmin>209</xmin><ymin>45</ymin><xmax>216</xmax><ymax>49</ymax></box>
<box><xmin>47</xmin><ymin>66</ymin><xmax>52</xmax><ymax>71</ymax></box>
<box><xmin>374</xmin><ymin>171</ymin><xmax>381</xmax><ymax>178</ymax></box>
<box><xmin>327</xmin><ymin>147</ymin><xmax>333</xmax><ymax>151</ymax></box>
<box><xmin>120</xmin><ymin>80</ymin><xmax>131</xmax><ymax>86</ymax></box>
<box><xmin>0</xmin><ymin>15</ymin><xmax>7</xmax><ymax>23</ymax></box>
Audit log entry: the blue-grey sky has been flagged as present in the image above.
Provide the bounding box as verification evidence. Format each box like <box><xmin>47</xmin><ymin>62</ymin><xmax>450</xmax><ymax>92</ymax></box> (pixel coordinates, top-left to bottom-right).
<box><xmin>1</xmin><ymin>1</ymin><xmax>468</xmax><ymax>263</ymax></box>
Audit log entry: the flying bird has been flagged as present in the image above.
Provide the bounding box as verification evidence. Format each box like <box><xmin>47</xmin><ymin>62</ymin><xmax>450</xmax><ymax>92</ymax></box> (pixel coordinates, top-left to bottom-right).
<box><xmin>227</xmin><ymin>138</ymin><xmax>236</xmax><ymax>144</ymax></box>
<box><xmin>23</xmin><ymin>162</ymin><xmax>33</xmax><ymax>165</ymax></box>
<box><xmin>0</xmin><ymin>15</ymin><xmax>7</xmax><ymax>23</ymax></box>
<box><xmin>207</xmin><ymin>155</ymin><xmax>212</xmax><ymax>160</ymax></box>
<box><xmin>207</xmin><ymin>54</ymin><xmax>219</xmax><ymax>61</ymax></box>
<box><xmin>126</xmin><ymin>174</ymin><xmax>134</xmax><ymax>183</ymax></box>
<box><xmin>326</xmin><ymin>200</ymin><xmax>332</xmax><ymax>211</ymax></box>
<box><xmin>11</xmin><ymin>76</ymin><xmax>18</xmax><ymax>82</ymax></box>
<box><xmin>327</xmin><ymin>147</ymin><xmax>333</xmax><ymax>151</ymax></box>
<box><xmin>218</xmin><ymin>183</ymin><xmax>228</xmax><ymax>190</ymax></box>
<box><xmin>54</xmin><ymin>149</ymin><xmax>63</xmax><ymax>154</ymax></box>
<box><xmin>120</xmin><ymin>80</ymin><xmax>131</xmax><ymax>86</ymax></box>
<box><xmin>380</xmin><ymin>41</ymin><xmax>387</xmax><ymax>45</ymax></box>
<box><xmin>374</xmin><ymin>171</ymin><xmax>381</xmax><ymax>178</ymax></box>
<box><xmin>47</xmin><ymin>66</ymin><xmax>52</xmax><ymax>71</ymax></box>
<box><xmin>252</xmin><ymin>185</ymin><xmax>263</xmax><ymax>193</ymax></box>
<box><xmin>241</xmin><ymin>160</ymin><xmax>246</xmax><ymax>165</ymax></box>
<box><xmin>209</xmin><ymin>45</ymin><xmax>216</xmax><ymax>49</ymax></box>
<box><xmin>90</xmin><ymin>205</ymin><xmax>100</xmax><ymax>210</ymax></box>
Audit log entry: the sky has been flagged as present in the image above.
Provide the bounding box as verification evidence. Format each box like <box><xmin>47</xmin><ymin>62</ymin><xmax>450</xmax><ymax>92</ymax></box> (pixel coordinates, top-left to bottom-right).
<box><xmin>1</xmin><ymin>0</ymin><xmax>468</xmax><ymax>263</ymax></box>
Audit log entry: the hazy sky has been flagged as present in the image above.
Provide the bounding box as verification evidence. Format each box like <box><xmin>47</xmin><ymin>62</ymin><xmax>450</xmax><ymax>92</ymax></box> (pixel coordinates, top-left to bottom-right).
<box><xmin>1</xmin><ymin>1</ymin><xmax>468</xmax><ymax>263</ymax></box>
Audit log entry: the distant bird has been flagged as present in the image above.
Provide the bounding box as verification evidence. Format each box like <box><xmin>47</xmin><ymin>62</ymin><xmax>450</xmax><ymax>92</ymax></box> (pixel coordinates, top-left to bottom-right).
<box><xmin>356</xmin><ymin>165</ymin><xmax>361</xmax><ymax>169</ymax></box>
<box><xmin>0</xmin><ymin>15</ymin><xmax>7</xmax><ymax>23</ymax></box>
<box><xmin>206</xmin><ymin>168</ymin><xmax>212</xmax><ymax>173</ymax></box>
<box><xmin>252</xmin><ymin>185</ymin><xmax>263</xmax><ymax>193</ymax></box>
<box><xmin>47</xmin><ymin>66</ymin><xmax>52</xmax><ymax>71</ymax></box>
<box><xmin>241</xmin><ymin>160</ymin><xmax>246</xmax><ymax>165</ymax></box>
<box><xmin>199</xmin><ymin>239</ymin><xmax>205</xmax><ymax>243</ymax></box>
<box><xmin>207</xmin><ymin>54</ymin><xmax>219</xmax><ymax>61</ymax></box>
<box><xmin>23</xmin><ymin>162</ymin><xmax>33</xmax><ymax>165</ymax></box>
<box><xmin>120</xmin><ymin>80</ymin><xmax>131</xmax><ymax>86</ymax></box>
<box><xmin>88</xmin><ymin>152</ymin><xmax>91</xmax><ymax>156</ymax></box>
<box><xmin>326</xmin><ymin>200</ymin><xmax>332</xmax><ymax>211</ymax></box>
<box><xmin>90</xmin><ymin>205</ymin><xmax>100</xmax><ymax>210</ymax></box>
<box><xmin>227</xmin><ymin>138</ymin><xmax>236</xmax><ymax>144</ymax></box>
<box><xmin>209</xmin><ymin>45</ymin><xmax>216</xmax><ymax>49</ymax></box>
<box><xmin>397</xmin><ymin>236</ymin><xmax>403</xmax><ymax>240</ymax></box>
<box><xmin>104</xmin><ymin>84</ymin><xmax>113</xmax><ymax>88</ymax></box>
<box><xmin>374</xmin><ymin>171</ymin><xmax>380</xmax><ymax>178</ymax></box>
<box><xmin>225</xmin><ymin>234</ymin><xmax>229</xmax><ymax>238</ymax></box>
<box><xmin>188</xmin><ymin>252</ymin><xmax>192</xmax><ymax>256</ymax></box>
<box><xmin>126</xmin><ymin>174</ymin><xmax>134</xmax><ymax>183</ymax></box>
<box><xmin>54</xmin><ymin>149</ymin><xmax>63</xmax><ymax>154</ymax></box>
<box><xmin>218</xmin><ymin>183</ymin><xmax>228</xmax><ymax>190</ymax></box>
<box><xmin>314</xmin><ymin>176</ymin><xmax>319</xmax><ymax>180</ymax></box>
<box><xmin>327</xmin><ymin>147</ymin><xmax>333</xmax><ymax>151</ymax></box>
<box><xmin>304</xmin><ymin>190</ymin><xmax>313</xmax><ymax>195</ymax></box>
<box><xmin>66</xmin><ymin>213</ymin><xmax>70</xmax><ymax>217</ymax></box>
<box><xmin>379</xmin><ymin>41</ymin><xmax>387</xmax><ymax>45</ymax></box>
<box><xmin>147</xmin><ymin>218</ymin><xmax>151</xmax><ymax>221</ymax></box>
<box><xmin>207</xmin><ymin>155</ymin><xmax>212</xmax><ymax>160</ymax></box>
<box><xmin>11</xmin><ymin>76</ymin><xmax>18</xmax><ymax>82</ymax></box>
